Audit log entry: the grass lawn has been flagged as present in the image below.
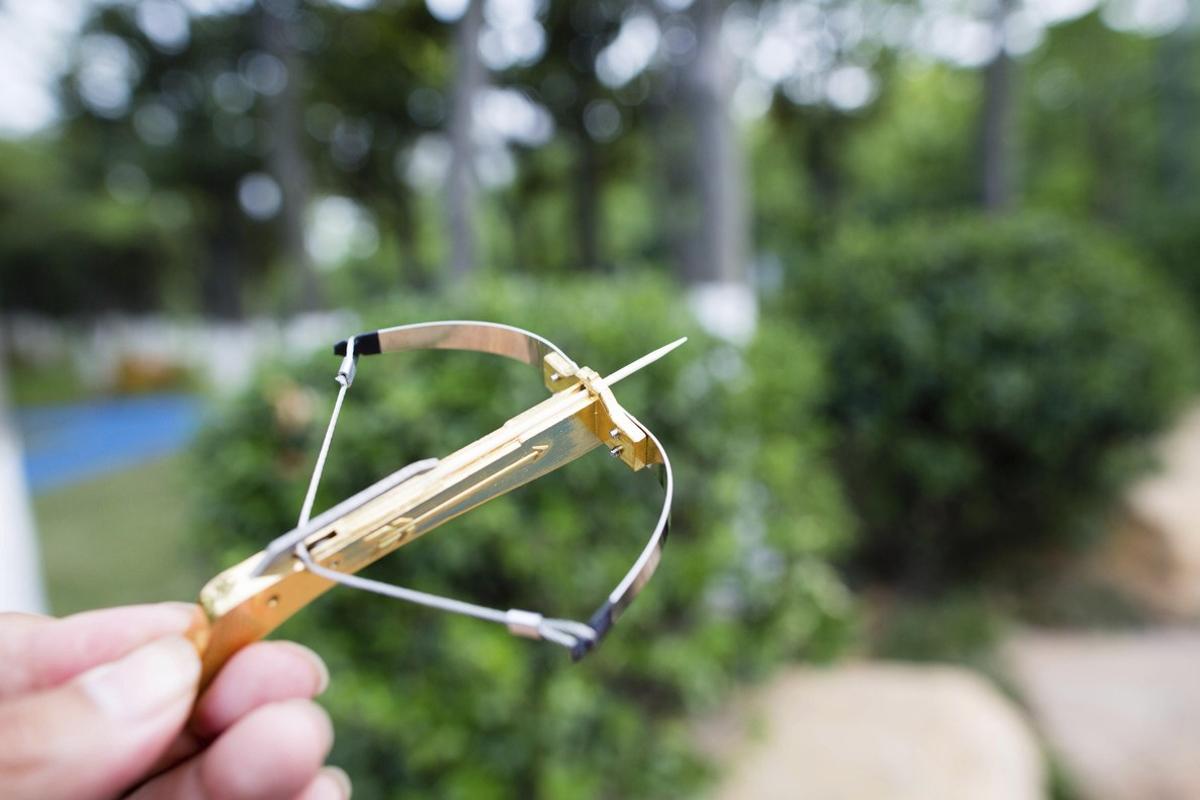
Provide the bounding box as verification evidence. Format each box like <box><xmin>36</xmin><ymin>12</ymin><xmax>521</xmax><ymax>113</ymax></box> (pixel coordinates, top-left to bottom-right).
<box><xmin>8</xmin><ymin>357</ymin><xmax>91</xmax><ymax>407</ymax></box>
<box><xmin>33</xmin><ymin>454</ymin><xmax>209</xmax><ymax>615</ymax></box>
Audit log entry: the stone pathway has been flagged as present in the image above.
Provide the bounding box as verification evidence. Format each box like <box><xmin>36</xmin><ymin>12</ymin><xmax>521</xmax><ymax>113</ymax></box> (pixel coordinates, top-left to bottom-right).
<box><xmin>1006</xmin><ymin>628</ymin><xmax>1200</xmax><ymax>800</ymax></box>
<box><xmin>1097</xmin><ymin>405</ymin><xmax>1200</xmax><ymax>617</ymax></box>
<box><xmin>699</xmin><ymin>408</ymin><xmax>1200</xmax><ymax>799</ymax></box>
<box><xmin>701</xmin><ymin>663</ymin><xmax>1044</xmax><ymax>800</ymax></box>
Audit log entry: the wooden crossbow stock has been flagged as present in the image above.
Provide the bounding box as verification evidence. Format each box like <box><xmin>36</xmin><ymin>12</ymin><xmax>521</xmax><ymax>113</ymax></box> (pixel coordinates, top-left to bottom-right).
<box><xmin>187</xmin><ymin>321</ymin><xmax>683</xmax><ymax>688</ymax></box>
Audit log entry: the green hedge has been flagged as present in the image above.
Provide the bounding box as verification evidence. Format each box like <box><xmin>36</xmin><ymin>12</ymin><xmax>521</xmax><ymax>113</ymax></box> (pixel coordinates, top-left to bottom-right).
<box><xmin>789</xmin><ymin>214</ymin><xmax>1198</xmax><ymax>587</ymax></box>
<box><xmin>192</xmin><ymin>275</ymin><xmax>853</xmax><ymax>799</ymax></box>
<box><xmin>1136</xmin><ymin>206</ymin><xmax>1200</xmax><ymax>318</ymax></box>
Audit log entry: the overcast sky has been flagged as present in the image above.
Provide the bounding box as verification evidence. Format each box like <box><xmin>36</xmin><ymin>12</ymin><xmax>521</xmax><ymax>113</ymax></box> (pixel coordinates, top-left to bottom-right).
<box><xmin>0</xmin><ymin>1</ymin><xmax>90</xmax><ymax>136</ymax></box>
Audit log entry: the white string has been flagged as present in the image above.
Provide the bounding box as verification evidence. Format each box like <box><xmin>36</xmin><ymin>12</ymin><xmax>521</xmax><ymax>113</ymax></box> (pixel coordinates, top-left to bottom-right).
<box><xmin>294</xmin><ymin>531</ymin><xmax>596</xmax><ymax>650</ymax></box>
<box><xmin>295</xmin><ymin>543</ymin><xmax>507</xmax><ymax>624</ymax></box>
<box><xmin>297</xmin><ymin>339</ymin><xmax>356</xmax><ymax>528</ymax></box>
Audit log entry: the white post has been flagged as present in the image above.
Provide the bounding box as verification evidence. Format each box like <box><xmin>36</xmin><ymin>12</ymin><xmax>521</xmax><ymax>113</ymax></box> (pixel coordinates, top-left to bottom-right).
<box><xmin>0</xmin><ymin>336</ymin><xmax>47</xmax><ymax>614</ymax></box>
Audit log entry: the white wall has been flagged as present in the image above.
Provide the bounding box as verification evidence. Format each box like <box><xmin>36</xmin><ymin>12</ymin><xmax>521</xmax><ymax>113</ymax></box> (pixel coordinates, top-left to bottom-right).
<box><xmin>0</xmin><ymin>343</ymin><xmax>46</xmax><ymax>614</ymax></box>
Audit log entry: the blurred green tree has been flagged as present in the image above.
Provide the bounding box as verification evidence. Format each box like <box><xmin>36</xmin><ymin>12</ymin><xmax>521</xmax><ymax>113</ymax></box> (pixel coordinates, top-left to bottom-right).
<box><xmin>0</xmin><ymin>139</ymin><xmax>172</xmax><ymax>317</ymax></box>
<box><xmin>58</xmin><ymin>4</ymin><xmax>268</xmax><ymax>317</ymax></box>
<box><xmin>53</xmin><ymin>1</ymin><xmax>448</xmax><ymax>315</ymax></box>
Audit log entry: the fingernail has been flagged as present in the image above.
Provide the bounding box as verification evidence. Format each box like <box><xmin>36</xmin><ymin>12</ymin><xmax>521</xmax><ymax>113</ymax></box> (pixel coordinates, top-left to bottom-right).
<box><xmin>322</xmin><ymin>766</ymin><xmax>353</xmax><ymax>798</ymax></box>
<box><xmin>279</xmin><ymin>642</ymin><xmax>330</xmax><ymax>695</ymax></box>
<box><xmin>81</xmin><ymin>635</ymin><xmax>200</xmax><ymax>720</ymax></box>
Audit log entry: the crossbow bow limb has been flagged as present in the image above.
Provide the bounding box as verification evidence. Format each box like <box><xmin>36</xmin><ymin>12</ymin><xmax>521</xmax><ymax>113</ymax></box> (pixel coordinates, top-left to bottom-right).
<box><xmin>188</xmin><ymin>321</ymin><xmax>683</xmax><ymax>688</ymax></box>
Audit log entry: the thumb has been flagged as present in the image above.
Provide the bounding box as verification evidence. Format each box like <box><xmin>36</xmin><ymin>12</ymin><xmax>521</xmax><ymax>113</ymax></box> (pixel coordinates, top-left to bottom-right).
<box><xmin>0</xmin><ymin>634</ymin><xmax>201</xmax><ymax>800</ymax></box>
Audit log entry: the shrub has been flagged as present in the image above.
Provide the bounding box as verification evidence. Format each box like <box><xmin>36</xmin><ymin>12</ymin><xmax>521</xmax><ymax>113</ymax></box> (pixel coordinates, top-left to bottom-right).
<box><xmin>788</xmin><ymin>214</ymin><xmax>1198</xmax><ymax>588</ymax></box>
<box><xmin>192</xmin><ymin>274</ymin><xmax>854</xmax><ymax>799</ymax></box>
<box><xmin>1136</xmin><ymin>206</ymin><xmax>1200</xmax><ymax>319</ymax></box>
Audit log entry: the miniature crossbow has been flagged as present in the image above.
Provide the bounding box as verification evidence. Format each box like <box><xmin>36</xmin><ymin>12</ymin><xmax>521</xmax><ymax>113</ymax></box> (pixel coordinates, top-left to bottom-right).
<box><xmin>188</xmin><ymin>321</ymin><xmax>683</xmax><ymax>687</ymax></box>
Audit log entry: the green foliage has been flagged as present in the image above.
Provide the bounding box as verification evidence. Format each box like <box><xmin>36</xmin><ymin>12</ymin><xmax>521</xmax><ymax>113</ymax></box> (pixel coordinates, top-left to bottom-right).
<box><xmin>7</xmin><ymin>357</ymin><xmax>89</xmax><ymax>407</ymax></box>
<box><xmin>0</xmin><ymin>141</ymin><xmax>175</xmax><ymax>316</ymax></box>
<box><xmin>842</xmin><ymin>64</ymin><xmax>979</xmax><ymax>220</ymax></box>
<box><xmin>1136</xmin><ymin>206</ymin><xmax>1200</xmax><ymax>318</ymax></box>
<box><xmin>192</xmin><ymin>275</ymin><xmax>854</xmax><ymax>798</ymax></box>
<box><xmin>35</xmin><ymin>456</ymin><xmax>204</xmax><ymax>615</ymax></box>
<box><xmin>872</xmin><ymin>591</ymin><xmax>1009</xmax><ymax>669</ymax></box>
<box><xmin>1014</xmin><ymin>573</ymin><xmax>1154</xmax><ymax>630</ymax></box>
<box><xmin>788</xmin><ymin>214</ymin><xmax>1198</xmax><ymax>586</ymax></box>
<box><xmin>1021</xmin><ymin>12</ymin><xmax>1172</xmax><ymax>223</ymax></box>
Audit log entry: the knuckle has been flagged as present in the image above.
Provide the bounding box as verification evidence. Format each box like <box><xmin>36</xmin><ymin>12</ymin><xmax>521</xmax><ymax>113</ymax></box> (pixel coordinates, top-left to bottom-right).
<box><xmin>0</xmin><ymin>702</ymin><xmax>55</xmax><ymax>794</ymax></box>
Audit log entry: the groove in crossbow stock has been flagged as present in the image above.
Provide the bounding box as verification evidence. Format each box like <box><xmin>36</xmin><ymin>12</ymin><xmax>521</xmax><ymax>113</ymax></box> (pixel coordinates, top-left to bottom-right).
<box><xmin>187</xmin><ymin>321</ymin><xmax>684</xmax><ymax>688</ymax></box>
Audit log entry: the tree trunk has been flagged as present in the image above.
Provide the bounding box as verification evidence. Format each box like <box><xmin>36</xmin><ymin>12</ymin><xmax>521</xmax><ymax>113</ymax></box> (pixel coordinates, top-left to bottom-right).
<box><xmin>394</xmin><ymin>192</ymin><xmax>427</xmax><ymax>289</ymax></box>
<box><xmin>648</xmin><ymin>70</ymin><xmax>692</xmax><ymax>278</ymax></box>
<box><xmin>445</xmin><ymin>0</ymin><xmax>485</xmax><ymax>283</ymax></box>
<box><xmin>202</xmin><ymin>202</ymin><xmax>245</xmax><ymax>320</ymax></box>
<box><xmin>682</xmin><ymin>0</ymin><xmax>748</xmax><ymax>286</ymax></box>
<box><xmin>979</xmin><ymin>0</ymin><xmax>1015</xmax><ymax>213</ymax></box>
<box><xmin>574</xmin><ymin>130</ymin><xmax>601</xmax><ymax>271</ymax></box>
<box><xmin>0</xmin><ymin>328</ymin><xmax>46</xmax><ymax>613</ymax></box>
<box><xmin>1157</xmin><ymin>13</ymin><xmax>1197</xmax><ymax>203</ymax></box>
<box><xmin>261</xmin><ymin>3</ymin><xmax>322</xmax><ymax>312</ymax></box>
<box><xmin>804</xmin><ymin>111</ymin><xmax>843</xmax><ymax>219</ymax></box>
<box><xmin>665</xmin><ymin>0</ymin><xmax>756</xmax><ymax>342</ymax></box>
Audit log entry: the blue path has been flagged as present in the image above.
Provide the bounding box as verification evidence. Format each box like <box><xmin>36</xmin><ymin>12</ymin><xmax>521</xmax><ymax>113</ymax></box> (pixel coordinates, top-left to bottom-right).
<box><xmin>16</xmin><ymin>394</ymin><xmax>204</xmax><ymax>493</ymax></box>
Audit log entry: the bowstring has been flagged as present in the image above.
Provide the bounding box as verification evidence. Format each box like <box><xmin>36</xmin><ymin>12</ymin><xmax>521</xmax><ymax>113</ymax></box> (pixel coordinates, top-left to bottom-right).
<box><xmin>297</xmin><ymin>338</ymin><xmax>356</xmax><ymax>528</ymax></box>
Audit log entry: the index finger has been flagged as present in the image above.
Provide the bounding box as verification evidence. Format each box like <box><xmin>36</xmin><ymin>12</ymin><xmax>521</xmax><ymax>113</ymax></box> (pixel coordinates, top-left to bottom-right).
<box><xmin>0</xmin><ymin>603</ymin><xmax>203</xmax><ymax>699</ymax></box>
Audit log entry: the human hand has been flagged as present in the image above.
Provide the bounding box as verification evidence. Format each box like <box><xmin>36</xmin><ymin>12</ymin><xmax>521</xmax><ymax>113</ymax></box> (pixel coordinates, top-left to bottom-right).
<box><xmin>0</xmin><ymin>602</ymin><xmax>350</xmax><ymax>800</ymax></box>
